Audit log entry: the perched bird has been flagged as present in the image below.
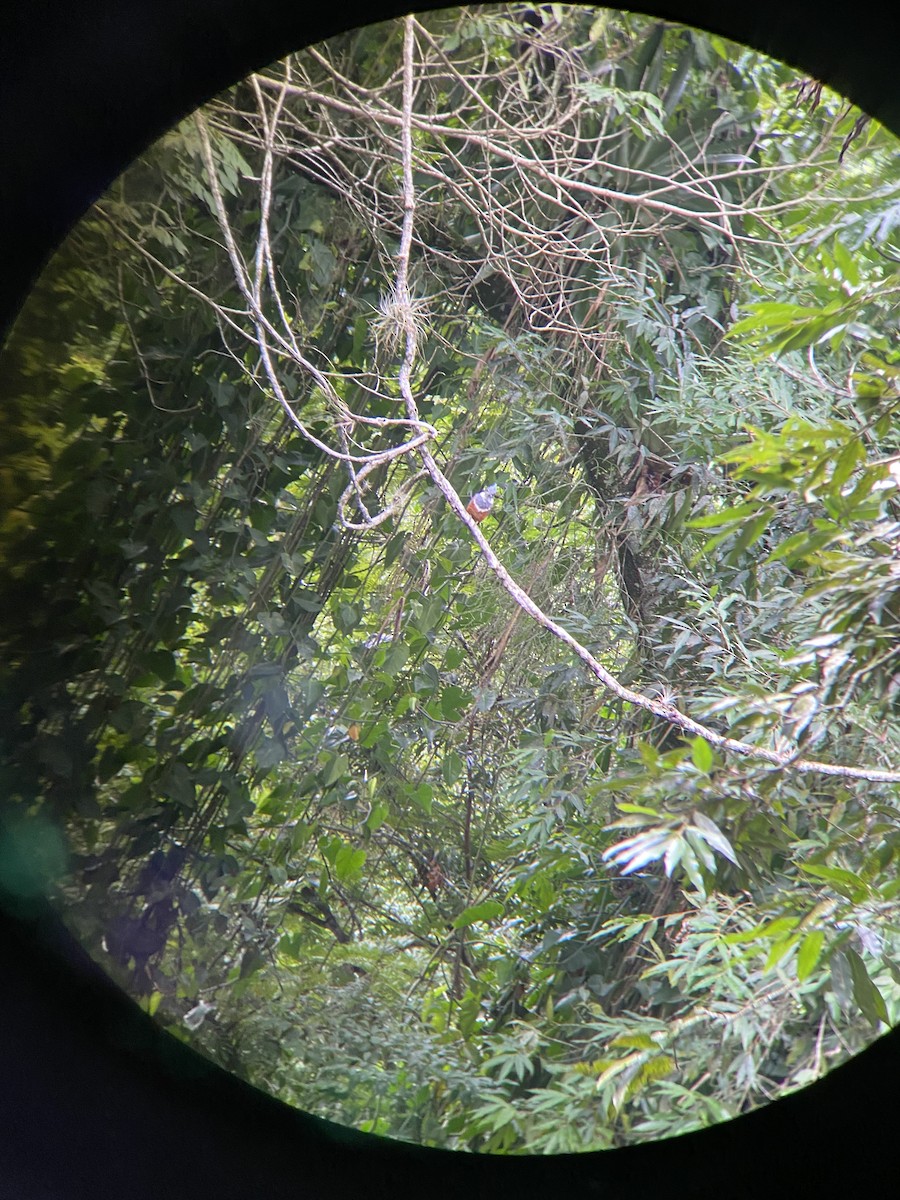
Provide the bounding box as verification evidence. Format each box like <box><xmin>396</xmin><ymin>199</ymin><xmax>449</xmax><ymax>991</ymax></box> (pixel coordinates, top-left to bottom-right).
<box><xmin>466</xmin><ymin>483</ymin><xmax>499</xmax><ymax>523</ymax></box>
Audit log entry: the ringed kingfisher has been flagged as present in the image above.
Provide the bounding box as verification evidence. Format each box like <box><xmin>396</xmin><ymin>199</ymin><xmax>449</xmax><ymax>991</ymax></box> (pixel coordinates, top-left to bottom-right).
<box><xmin>466</xmin><ymin>483</ymin><xmax>499</xmax><ymax>523</ymax></box>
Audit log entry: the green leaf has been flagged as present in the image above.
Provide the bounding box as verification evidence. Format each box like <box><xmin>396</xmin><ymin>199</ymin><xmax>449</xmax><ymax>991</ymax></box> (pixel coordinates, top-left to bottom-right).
<box><xmin>136</xmin><ymin>649</ymin><xmax>178</xmax><ymax>683</ymax></box>
<box><xmin>684</xmin><ymin>829</ymin><xmax>716</xmax><ymax>874</ymax></box>
<box><xmin>334</xmin><ymin>602</ymin><xmax>360</xmax><ymax>632</ymax></box>
<box><xmin>410</xmin><ymin>782</ymin><xmax>433</xmax><ymax>815</ymax></box>
<box><xmin>441</xmin><ymin>685</ymin><xmax>471</xmax><ymax>721</ymax></box>
<box><xmin>452</xmin><ymin>900</ymin><xmax>504</xmax><ymax>929</ymax></box>
<box><xmin>364</xmin><ymin>802</ymin><xmax>389</xmax><ymax>832</ymax></box>
<box><xmin>663</xmin><ymin>838</ymin><xmax>684</xmax><ymax>877</ymax></box>
<box><xmin>413</xmin><ymin>662</ymin><xmax>441</xmax><ymax>695</ymax></box>
<box><xmin>380</xmin><ymin>642</ymin><xmax>409</xmax><ymax>674</ymax></box>
<box><xmin>726</xmin><ymin>508</ymin><xmax>773</xmax><ymax>558</ymax></box>
<box><xmin>603</xmin><ymin>828</ymin><xmax>675</xmax><ymax>875</ymax></box>
<box><xmin>254</xmin><ymin>736</ymin><xmax>286</xmax><ymax>770</ymax></box>
<box><xmin>797</xmin><ymin>930</ymin><xmax>825</xmax><ymax>981</ymax></box>
<box><xmin>321</xmin><ymin>752</ymin><xmax>349</xmax><ymax>787</ymax></box>
<box><xmin>441</xmin><ymin>751</ymin><xmax>464</xmax><ymax>786</ymax></box>
<box><xmin>846</xmin><ymin>946</ymin><xmax>888</xmax><ymax>1026</ymax></box>
<box><xmin>765</xmin><ymin>933</ymin><xmax>799</xmax><ymax>972</ymax></box>
<box><xmin>723</xmin><ymin>916</ymin><xmax>799</xmax><ymax>946</ymax></box>
<box><xmin>239</xmin><ymin>947</ymin><xmax>267</xmax><ymax>979</ymax></box>
<box><xmin>333</xmin><ymin>844</ymin><xmax>366</xmax><ymax>882</ymax></box>
<box><xmin>416</xmin><ymin>594</ymin><xmax>446</xmax><ymax>634</ymax></box>
<box><xmin>798</xmin><ymin>863</ymin><xmax>869</xmax><ymax>901</ymax></box>
<box><xmin>690</xmin><ymin>737</ymin><xmax>713</xmax><ymax>773</ymax></box>
<box><xmin>690</xmin><ymin>812</ymin><xmax>738</xmax><ymax>865</ymax></box>
<box><xmin>688</xmin><ymin>501</ymin><xmax>763</xmax><ymax>530</ymax></box>
<box><xmin>610</xmin><ymin>1032</ymin><xmax>658</xmax><ymax>1051</ymax></box>
<box><xmin>161</xmin><ymin>761</ymin><xmax>197</xmax><ymax>809</ymax></box>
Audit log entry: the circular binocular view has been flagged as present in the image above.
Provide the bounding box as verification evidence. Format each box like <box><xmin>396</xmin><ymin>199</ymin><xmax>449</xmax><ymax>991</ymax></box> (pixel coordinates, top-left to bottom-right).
<box><xmin>3</xmin><ymin>5</ymin><xmax>899</xmax><ymax>1154</ymax></box>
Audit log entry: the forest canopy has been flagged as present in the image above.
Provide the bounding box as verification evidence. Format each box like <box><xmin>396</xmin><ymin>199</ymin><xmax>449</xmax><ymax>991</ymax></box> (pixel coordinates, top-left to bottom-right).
<box><xmin>2</xmin><ymin>5</ymin><xmax>900</xmax><ymax>1154</ymax></box>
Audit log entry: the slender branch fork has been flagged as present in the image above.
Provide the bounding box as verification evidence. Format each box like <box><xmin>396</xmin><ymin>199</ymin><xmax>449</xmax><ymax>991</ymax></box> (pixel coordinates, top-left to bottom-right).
<box><xmin>191</xmin><ymin>106</ymin><xmax>438</xmax><ymax>530</ymax></box>
<box><xmin>113</xmin><ymin>20</ymin><xmax>900</xmax><ymax>786</ymax></box>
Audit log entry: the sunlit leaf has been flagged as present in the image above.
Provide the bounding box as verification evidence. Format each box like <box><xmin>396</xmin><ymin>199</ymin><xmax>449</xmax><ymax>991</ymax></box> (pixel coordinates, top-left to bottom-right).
<box><xmin>452</xmin><ymin>901</ymin><xmax>505</xmax><ymax>929</ymax></box>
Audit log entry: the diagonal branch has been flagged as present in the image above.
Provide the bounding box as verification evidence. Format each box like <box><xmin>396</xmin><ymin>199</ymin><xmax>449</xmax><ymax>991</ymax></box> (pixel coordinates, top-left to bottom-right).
<box><xmin>391</xmin><ymin>16</ymin><xmax>900</xmax><ymax>787</ymax></box>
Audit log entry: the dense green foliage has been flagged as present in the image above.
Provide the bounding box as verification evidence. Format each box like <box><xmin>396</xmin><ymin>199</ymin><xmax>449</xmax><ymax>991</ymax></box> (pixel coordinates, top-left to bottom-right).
<box><xmin>3</xmin><ymin>6</ymin><xmax>900</xmax><ymax>1153</ymax></box>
